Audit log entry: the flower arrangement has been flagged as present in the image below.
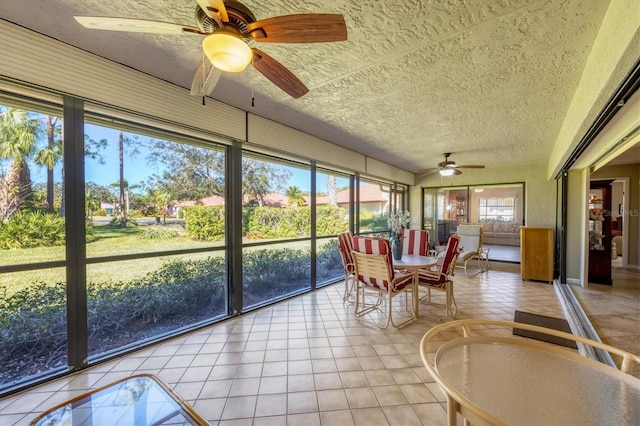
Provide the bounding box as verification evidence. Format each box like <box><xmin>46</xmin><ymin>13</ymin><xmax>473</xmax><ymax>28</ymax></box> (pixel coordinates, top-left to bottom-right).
<box><xmin>387</xmin><ymin>210</ymin><xmax>410</xmax><ymax>240</ymax></box>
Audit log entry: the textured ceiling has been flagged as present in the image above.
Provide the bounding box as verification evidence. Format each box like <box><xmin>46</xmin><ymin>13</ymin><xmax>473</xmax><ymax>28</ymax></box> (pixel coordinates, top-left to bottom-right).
<box><xmin>0</xmin><ymin>0</ymin><xmax>611</xmax><ymax>173</ymax></box>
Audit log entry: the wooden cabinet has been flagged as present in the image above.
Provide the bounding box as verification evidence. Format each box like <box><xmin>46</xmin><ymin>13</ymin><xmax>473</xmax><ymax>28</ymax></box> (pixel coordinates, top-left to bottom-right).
<box><xmin>520</xmin><ymin>227</ymin><xmax>554</xmax><ymax>283</ymax></box>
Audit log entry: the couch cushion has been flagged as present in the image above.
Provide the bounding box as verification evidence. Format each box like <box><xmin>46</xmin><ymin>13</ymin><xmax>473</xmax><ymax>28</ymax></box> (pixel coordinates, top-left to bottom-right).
<box><xmin>493</xmin><ymin>222</ymin><xmax>517</xmax><ymax>234</ymax></box>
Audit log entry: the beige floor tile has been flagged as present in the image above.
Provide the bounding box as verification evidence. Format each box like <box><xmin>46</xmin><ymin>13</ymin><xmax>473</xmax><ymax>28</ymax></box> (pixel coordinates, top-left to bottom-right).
<box><xmin>317</xmin><ymin>389</ymin><xmax>349</xmax><ymax>411</ymax></box>
<box><xmin>221</xmin><ymin>395</ymin><xmax>257</xmax><ymax>420</ymax></box>
<box><xmin>319</xmin><ymin>409</ymin><xmax>355</xmax><ymax>426</ymax></box>
<box><xmin>3</xmin><ymin>268</ymin><xmax>637</xmax><ymax>426</ymax></box>
<box><xmin>381</xmin><ymin>405</ymin><xmax>423</xmax><ymax>425</ymax></box>
<box><xmin>287</xmin><ymin>391</ymin><xmax>318</xmax><ymax>414</ymax></box>
<box><xmin>255</xmin><ymin>393</ymin><xmax>287</xmax><ymax>417</ymax></box>
<box><xmin>372</xmin><ymin>385</ymin><xmax>409</xmax><ymax>406</ymax></box>
<box><xmin>345</xmin><ymin>387</ymin><xmax>379</xmax><ymax>409</ymax></box>
<box><xmin>351</xmin><ymin>407</ymin><xmax>389</xmax><ymax>426</ymax></box>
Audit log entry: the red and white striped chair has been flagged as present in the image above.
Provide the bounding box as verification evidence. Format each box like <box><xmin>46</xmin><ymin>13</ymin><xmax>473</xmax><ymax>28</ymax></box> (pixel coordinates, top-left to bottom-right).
<box><xmin>352</xmin><ymin>236</ymin><xmax>416</xmax><ymax>328</ymax></box>
<box><xmin>417</xmin><ymin>235</ymin><xmax>460</xmax><ymax>320</ymax></box>
<box><xmin>400</xmin><ymin>228</ymin><xmax>430</xmax><ymax>256</ymax></box>
<box><xmin>337</xmin><ymin>231</ymin><xmax>355</xmax><ymax>302</ymax></box>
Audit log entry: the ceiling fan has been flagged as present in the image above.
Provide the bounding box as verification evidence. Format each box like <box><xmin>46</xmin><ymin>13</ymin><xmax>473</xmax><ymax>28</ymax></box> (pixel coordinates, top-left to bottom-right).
<box><xmin>419</xmin><ymin>153</ymin><xmax>485</xmax><ymax>176</ymax></box>
<box><xmin>73</xmin><ymin>0</ymin><xmax>347</xmax><ymax>99</ymax></box>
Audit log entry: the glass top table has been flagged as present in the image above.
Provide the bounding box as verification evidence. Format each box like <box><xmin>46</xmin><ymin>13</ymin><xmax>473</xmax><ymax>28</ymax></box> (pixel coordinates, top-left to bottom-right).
<box><xmin>420</xmin><ymin>319</ymin><xmax>640</xmax><ymax>426</ymax></box>
<box><xmin>393</xmin><ymin>254</ymin><xmax>437</xmax><ymax>315</ymax></box>
<box><xmin>31</xmin><ymin>374</ymin><xmax>208</xmax><ymax>426</ymax></box>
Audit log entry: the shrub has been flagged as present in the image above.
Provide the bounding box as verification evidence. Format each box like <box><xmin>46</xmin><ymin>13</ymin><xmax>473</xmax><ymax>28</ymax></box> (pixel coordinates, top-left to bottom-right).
<box><xmin>138</xmin><ymin>225</ymin><xmax>181</xmax><ymax>240</ymax></box>
<box><xmin>108</xmin><ymin>217</ymin><xmax>138</xmax><ymax>227</ymax></box>
<box><xmin>85</xmin><ymin>220</ymin><xmax>98</xmax><ymax>243</ymax></box>
<box><xmin>183</xmin><ymin>206</ymin><xmax>225</xmax><ymax>241</ymax></box>
<box><xmin>316</xmin><ymin>205</ymin><xmax>348</xmax><ymax>235</ymax></box>
<box><xmin>245</xmin><ymin>205</ymin><xmax>347</xmax><ymax>239</ymax></box>
<box><xmin>0</xmin><ymin>210</ymin><xmax>65</xmax><ymax>249</ymax></box>
<box><xmin>243</xmin><ymin>247</ymin><xmax>311</xmax><ymax>304</ymax></box>
<box><xmin>248</xmin><ymin>207</ymin><xmax>308</xmax><ymax>238</ymax></box>
<box><xmin>0</xmin><ymin>256</ymin><xmax>227</xmax><ymax>384</ymax></box>
<box><xmin>316</xmin><ymin>239</ymin><xmax>344</xmax><ymax>283</ymax></box>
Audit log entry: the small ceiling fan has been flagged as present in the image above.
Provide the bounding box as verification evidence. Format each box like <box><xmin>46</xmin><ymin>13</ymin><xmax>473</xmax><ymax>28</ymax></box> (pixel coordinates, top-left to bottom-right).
<box><xmin>419</xmin><ymin>153</ymin><xmax>485</xmax><ymax>176</ymax></box>
<box><xmin>74</xmin><ymin>0</ymin><xmax>347</xmax><ymax>99</ymax></box>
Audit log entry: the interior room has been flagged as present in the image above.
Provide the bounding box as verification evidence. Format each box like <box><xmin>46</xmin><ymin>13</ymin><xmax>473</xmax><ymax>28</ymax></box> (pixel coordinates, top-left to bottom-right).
<box><xmin>0</xmin><ymin>0</ymin><xmax>638</xmax><ymax>424</ymax></box>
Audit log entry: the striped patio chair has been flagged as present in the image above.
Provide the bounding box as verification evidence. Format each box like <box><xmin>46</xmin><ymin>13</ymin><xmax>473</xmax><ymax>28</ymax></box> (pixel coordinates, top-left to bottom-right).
<box><xmin>351</xmin><ymin>236</ymin><xmax>416</xmax><ymax>328</ymax></box>
<box><xmin>337</xmin><ymin>231</ymin><xmax>355</xmax><ymax>302</ymax></box>
<box><xmin>417</xmin><ymin>234</ymin><xmax>460</xmax><ymax>320</ymax></box>
<box><xmin>400</xmin><ymin>228</ymin><xmax>430</xmax><ymax>256</ymax></box>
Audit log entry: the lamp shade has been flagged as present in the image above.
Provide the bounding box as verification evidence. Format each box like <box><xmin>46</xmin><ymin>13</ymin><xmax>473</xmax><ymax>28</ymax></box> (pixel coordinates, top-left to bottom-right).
<box><xmin>202</xmin><ymin>32</ymin><xmax>252</xmax><ymax>73</ymax></box>
<box><xmin>439</xmin><ymin>168</ymin><xmax>455</xmax><ymax>176</ymax></box>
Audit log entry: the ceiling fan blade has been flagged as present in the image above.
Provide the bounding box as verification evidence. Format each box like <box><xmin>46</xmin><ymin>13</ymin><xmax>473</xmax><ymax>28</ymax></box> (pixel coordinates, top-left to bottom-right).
<box><xmin>246</xmin><ymin>14</ymin><xmax>347</xmax><ymax>43</ymax></box>
<box><xmin>74</xmin><ymin>16</ymin><xmax>203</xmax><ymax>35</ymax></box>
<box><xmin>251</xmin><ymin>48</ymin><xmax>309</xmax><ymax>98</ymax></box>
<box><xmin>453</xmin><ymin>168</ymin><xmax>463</xmax><ymax>175</ymax></box>
<box><xmin>196</xmin><ymin>0</ymin><xmax>229</xmax><ymax>24</ymax></box>
<box><xmin>418</xmin><ymin>168</ymin><xmax>438</xmax><ymax>177</ymax></box>
<box><xmin>190</xmin><ymin>62</ymin><xmax>222</xmax><ymax>96</ymax></box>
<box><xmin>456</xmin><ymin>165</ymin><xmax>485</xmax><ymax>169</ymax></box>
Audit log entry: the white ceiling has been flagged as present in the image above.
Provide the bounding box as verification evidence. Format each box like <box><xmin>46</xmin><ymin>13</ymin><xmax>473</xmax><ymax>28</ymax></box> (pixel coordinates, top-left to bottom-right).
<box><xmin>0</xmin><ymin>0</ymin><xmax>618</xmax><ymax>173</ymax></box>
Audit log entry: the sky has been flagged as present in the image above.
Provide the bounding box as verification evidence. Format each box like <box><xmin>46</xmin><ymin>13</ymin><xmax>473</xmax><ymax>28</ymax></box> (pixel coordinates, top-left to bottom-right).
<box><xmin>27</xmin><ymin>123</ymin><xmax>341</xmax><ymax>195</ymax></box>
<box><xmin>0</xmin><ymin>105</ymin><xmax>347</xmax><ymax>195</ymax></box>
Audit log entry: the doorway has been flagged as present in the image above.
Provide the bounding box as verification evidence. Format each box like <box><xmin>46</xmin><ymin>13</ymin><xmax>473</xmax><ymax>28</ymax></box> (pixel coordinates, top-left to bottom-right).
<box><xmin>588</xmin><ymin>180</ymin><xmax>614</xmax><ymax>285</ymax></box>
<box><xmin>422</xmin><ymin>183</ymin><xmax>524</xmax><ymax>262</ymax></box>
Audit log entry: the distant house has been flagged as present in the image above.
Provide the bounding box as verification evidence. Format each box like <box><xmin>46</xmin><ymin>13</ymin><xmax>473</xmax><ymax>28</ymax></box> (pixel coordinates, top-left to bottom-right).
<box><xmin>173</xmin><ymin>193</ymin><xmax>292</xmax><ymax>217</ymax></box>
<box><xmin>313</xmin><ymin>183</ymin><xmax>390</xmax><ymax>216</ymax></box>
<box><xmin>174</xmin><ymin>183</ymin><xmax>390</xmax><ymax>217</ymax></box>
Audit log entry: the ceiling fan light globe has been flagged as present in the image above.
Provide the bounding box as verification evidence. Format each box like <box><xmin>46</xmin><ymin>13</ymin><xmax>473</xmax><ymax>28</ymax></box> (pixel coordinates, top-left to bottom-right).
<box><xmin>439</xmin><ymin>168</ymin><xmax>455</xmax><ymax>176</ymax></box>
<box><xmin>203</xmin><ymin>33</ymin><xmax>252</xmax><ymax>72</ymax></box>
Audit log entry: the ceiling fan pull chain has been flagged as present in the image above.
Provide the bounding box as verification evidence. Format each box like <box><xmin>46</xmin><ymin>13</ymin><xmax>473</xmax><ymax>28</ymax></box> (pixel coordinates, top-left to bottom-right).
<box><xmin>251</xmin><ymin>56</ymin><xmax>255</xmax><ymax>108</ymax></box>
<box><xmin>202</xmin><ymin>96</ymin><xmax>206</xmax><ymax>106</ymax></box>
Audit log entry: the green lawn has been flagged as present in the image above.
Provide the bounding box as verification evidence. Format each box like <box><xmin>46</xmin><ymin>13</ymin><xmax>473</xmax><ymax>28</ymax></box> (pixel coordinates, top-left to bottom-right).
<box><xmin>1</xmin><ymin>222</ymin><xmax>225</xmax><ymax>295</ymax></box>
<box><xmin>0</xmin><ymin>222</ymin><xmax>325</xmax><ymax>296</ymax></box>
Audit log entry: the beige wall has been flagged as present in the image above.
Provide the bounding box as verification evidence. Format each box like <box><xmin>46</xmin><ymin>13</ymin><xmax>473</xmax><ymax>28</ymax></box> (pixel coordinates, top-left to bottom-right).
<box><xmin>565</xmin><ymin>169</ymin><xmax>589</xmax><ymax>284</ymax></box>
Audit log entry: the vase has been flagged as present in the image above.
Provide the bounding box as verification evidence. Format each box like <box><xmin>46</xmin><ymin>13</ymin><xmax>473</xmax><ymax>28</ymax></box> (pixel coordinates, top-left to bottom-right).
<box><xmin>391</xmin><ymin>237</ymin><xmax>403</xmax><ymax>260</ymax></box>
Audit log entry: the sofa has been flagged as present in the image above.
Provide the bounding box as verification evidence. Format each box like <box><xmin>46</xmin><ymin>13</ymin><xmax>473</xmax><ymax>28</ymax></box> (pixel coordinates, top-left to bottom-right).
<box><xmin>481</xmin><ymin>222</ymin><xmax>520</xmax><ymax>246</ymax></box>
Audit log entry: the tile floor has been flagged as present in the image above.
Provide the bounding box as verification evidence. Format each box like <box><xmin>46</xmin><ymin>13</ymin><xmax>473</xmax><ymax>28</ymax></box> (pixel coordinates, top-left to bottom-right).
<box><xmin>573</xmin><ymin>263</ymin><xmax>640</xmax><ymax>378</ymax></box>
<box><xmin>0</xmin><ymin>263</ymin><xmax>637</xmax><ymax>425</ymax></box>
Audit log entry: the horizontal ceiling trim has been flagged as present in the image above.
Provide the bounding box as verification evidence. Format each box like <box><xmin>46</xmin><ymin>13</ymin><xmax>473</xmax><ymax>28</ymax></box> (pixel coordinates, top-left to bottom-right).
<box><xmin>0</xmin><ymin>19</ymin><xmax>245</xmax><ymax>142</ymax></box>
<box><xmin>247</xmin><ymin>114</ymin><xmax>366</xmax><ymax>174</ymax></box>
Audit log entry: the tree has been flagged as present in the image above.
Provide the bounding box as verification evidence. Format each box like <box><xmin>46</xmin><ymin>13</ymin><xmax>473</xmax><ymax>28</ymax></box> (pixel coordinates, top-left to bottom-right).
<box><xmin>34</xmin><ymin>115</ymin><xmax>62</xmax><ymax>213</ymax></box>
<box><xmin>147</xmin><ymin>141</ymin><xmax>224</xmax><ymax>201</ymax></box>
<box><xmin>154</xmin><ymin>190</ymin><xmax>171</xmax><ymax>223</ymax></box>
<box><xmin>242</xmin><ymin>158</ymin><xmax>290</xmax><ymax>206</ymax></box>
<box><xmin>327</xmin><ymin>175</ymin><xmax>338</xmax><ymax>206</ymax></box>
<box><xmin>146</xmin><ymin>141</ymin><xmax>291</xmax><ymax>204</ymax></box>
<box><xmin>286</xmin><ymin>186</ymin><xmax>305</xmax><ymax>207</ymax></box>
<box><xmin>0</xmin><ymin>107</ymin><xmax>43</xmax><ymax>220</ymax></box>
<box><xmin>113</xmin><ymin>130</ymin><xmax>140</xmax><ymax>228</ymax></box>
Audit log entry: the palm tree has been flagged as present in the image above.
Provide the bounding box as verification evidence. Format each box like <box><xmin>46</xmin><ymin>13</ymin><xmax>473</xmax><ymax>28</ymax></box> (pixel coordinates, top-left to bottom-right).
<box><xmin>154</xmin><ymin>190</ymin><xmax>171</xmax><ymax>224</ymax></box>
<box><xmin>327</xmin><ymin>175</ymin><xmax>337</xmax><ymax>206</ymax></box>
<box><xmin>0</xmin><ymin>107</ymin><xmax>43</xmax><ymax>220</ymax></box>
<box><xmin>286</xmin><ymin>186</ymin><xmax>305</xmax><ymax>207</ymax></box>
<box><xmin>34</xmin><ymin>115</ymin><xmax>62</xmax><ymax>213</ymax></box>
